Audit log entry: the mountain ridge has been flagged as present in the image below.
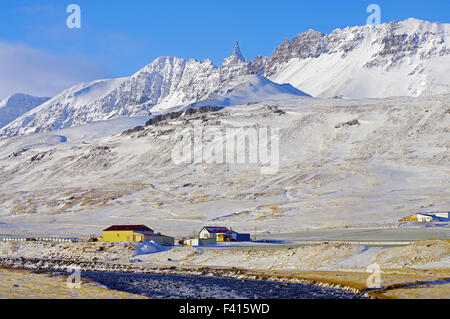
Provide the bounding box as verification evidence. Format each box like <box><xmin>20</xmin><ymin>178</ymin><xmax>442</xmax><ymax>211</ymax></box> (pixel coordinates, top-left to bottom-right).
<box><xmin>1</xmin><ymin>18</ymin><xmax>449</xmax><ymax>138</ymax></box>
<box><xmin>261</xmin><ymin>18</ymin><xmax>450</xmax><ymax>98</ymax></box>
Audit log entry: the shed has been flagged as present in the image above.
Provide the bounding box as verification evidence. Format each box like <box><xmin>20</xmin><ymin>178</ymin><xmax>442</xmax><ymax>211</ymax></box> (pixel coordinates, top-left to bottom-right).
<box><xmin>183</xmin><ymin>237</ymin><xmax>217</xmax><ymax>246</ymax></box>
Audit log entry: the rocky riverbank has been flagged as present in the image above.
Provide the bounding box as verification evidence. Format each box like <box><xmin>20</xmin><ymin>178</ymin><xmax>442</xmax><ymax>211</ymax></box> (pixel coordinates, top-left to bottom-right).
<box><xmin>0</xmin><ymin>239</ymin><xmax>448</xmax><ymax>298</ymax></box>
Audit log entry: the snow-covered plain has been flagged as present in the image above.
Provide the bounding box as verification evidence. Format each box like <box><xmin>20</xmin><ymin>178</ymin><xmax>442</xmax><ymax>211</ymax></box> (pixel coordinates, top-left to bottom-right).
<box><xmin>0</xmin><ymin>94</ymin><xmax>448</xmax><ymax>238</ymax></box>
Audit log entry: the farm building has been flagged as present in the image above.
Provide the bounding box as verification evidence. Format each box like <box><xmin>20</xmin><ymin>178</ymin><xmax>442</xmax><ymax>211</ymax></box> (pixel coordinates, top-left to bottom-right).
<box><xmin>400</xmin><ymin>212</ymin><xmax>449</xmax><ymax>223</ymax></box>
<box><xmin>183</xmin><ymin>238</ymin><xmax>217</xmax><ymax>246</ymax></box>
<box><xmin>199</xmin><ymin>226</ymin><xmax>230</xmax><ymax>240</ymax></box>
<box><xmin>401</xmin><ymin>214</ymin><xmax>433</xmax><ymax>223</ymax></box>
<box><xmin>231</xmin><ymin>232</ymin><xmax>251</xmax><ymax>242</ymax></box>
<box><xmin>199</xmin><ymin>226</ymin><xmax>251</xmax><ymax>242</ymax></box>
<box><xmin>217</xmin><ymin>233</ymin><xmax>232</xmax><ymax>242</ymax></box>
<box><xmin>102</xmin><ymin>225</ymin><xmax>174</xmax><ymax>246</ymax></box>
<box><xmin>217</xmin><ymin>230</ymin><xmax>251</xmax><ymax>242</ymax></box>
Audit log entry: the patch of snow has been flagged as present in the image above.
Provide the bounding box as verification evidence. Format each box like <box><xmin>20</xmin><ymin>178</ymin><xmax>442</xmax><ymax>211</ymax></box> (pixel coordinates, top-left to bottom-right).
<box><xmin>135</xmin><ymin>241</ymin><xmax>173</xmax><ymax>256</ymax></box>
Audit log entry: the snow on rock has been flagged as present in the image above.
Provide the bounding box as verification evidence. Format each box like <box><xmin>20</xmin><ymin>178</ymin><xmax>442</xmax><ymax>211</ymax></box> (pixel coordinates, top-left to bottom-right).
<box><xmin>260</xmin><ymin>19</ymin><xmax>450</xmax><ymax>98</ymax></box>
<box><xmin>3</xmin><ymin>18</ymin><xmax>449</xmax><ymax>139</ymax></box>
<box><xmin>0</xmin><ymin>43</ymin><xmax>251</xmax><ymax>138</ymax></box>
<box><xmin>232</xmin><ymin>41</ymin><xmax>245</xmax><ymax>62</ymax></box>
<box><xmin>0</xmin><ymin>94</ymin><xmax>50</xmax><ymax>130</ymax></box>
<box><xmin>135</xmin><ymin>241</ymin><xmax>172</xmax><ymax>256</ymax></box>
<box><xmin>0</xmin><ymin>78</ymin><xmax>129</xmax><ymax>138</ymax></box>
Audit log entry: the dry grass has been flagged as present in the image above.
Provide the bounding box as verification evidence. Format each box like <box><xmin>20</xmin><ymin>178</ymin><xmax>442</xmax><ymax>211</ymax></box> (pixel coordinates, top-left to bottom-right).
<box><xmin>4</xmin><ymin>182</ymin><xmax>153</xmax><ymax>216</ymax></box>
<box><xmin>0</xmin><ymin>268</ymin><xmax>146</xmax><ymax>299</ymax></box>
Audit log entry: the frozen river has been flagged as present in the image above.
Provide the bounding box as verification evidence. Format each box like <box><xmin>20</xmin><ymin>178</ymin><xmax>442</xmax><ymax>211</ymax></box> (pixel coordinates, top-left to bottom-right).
<box><xmin>0</xmin><ymin>267</ymin><xmax>367</xmax><ymax>299</ymax></box>
<box><xmin>73</xmin><ymin>271</ymin><xmax>367</xmax><ymax>299</ymax></box>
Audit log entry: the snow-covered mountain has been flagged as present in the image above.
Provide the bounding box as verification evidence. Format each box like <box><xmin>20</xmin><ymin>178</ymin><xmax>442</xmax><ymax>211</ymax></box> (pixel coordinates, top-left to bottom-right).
<box><xmin>0</xmin><ymin>94</ymin><xmax>50</xmax><ymax>130</ymax></box>
<box><xmin>1</xmin><ymin>18</ymin><xmax>450</xmax><ymax>139</ymax></box>
<box><xmin>257</xmin><ymin>18</ymin><xmax>450</xmax><ymax>98</ymax></box>
<box><xmin>0</xmin><ymin>42</ymin><xmax>255</xmax><ymax>138</ymax></box>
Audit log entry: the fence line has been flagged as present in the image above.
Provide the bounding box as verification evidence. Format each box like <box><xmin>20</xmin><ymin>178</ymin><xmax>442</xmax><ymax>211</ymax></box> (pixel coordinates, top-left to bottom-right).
<box><xmin>0</xmin><ymin>237</ymin><xmax>80</xmax><ymax>243</ymax></box>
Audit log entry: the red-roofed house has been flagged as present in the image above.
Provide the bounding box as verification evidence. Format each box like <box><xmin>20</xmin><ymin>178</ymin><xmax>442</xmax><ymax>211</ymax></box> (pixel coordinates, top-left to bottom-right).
<box><xmin>199</xmin><ymin>226</ymin><xmax>251</xmax><ymax>242</ymax></box>
<box><xmin>199</xmin><ymin>226</ymin><xmax>230</xmax><ymax>240</ymax></box>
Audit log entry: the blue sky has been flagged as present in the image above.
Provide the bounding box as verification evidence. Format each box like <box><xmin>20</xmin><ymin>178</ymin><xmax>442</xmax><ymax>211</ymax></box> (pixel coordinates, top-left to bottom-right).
<box><xmin>0</xmin><ymin>0</ymin><xmax>449</xmax><ymax>99</ymax></box>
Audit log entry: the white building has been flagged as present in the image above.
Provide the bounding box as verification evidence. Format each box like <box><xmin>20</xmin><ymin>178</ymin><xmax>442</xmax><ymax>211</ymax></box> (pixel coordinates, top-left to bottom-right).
<box><xmin>416</xmin><ymin>214</ymin><xmax>433</xmax><ymax>222</ymax></box>
<box><xmin>183</xmin><ymin>237</ymin><xmax>217</xmax><ymax>246</ymax></box>
<box><xmin>401</xmin><ymin>212</ymin><xmax>449</xmax><ymax>223</ymax></box>
<box><xmin>199</xmin><ymin>226</ymin><xmax>230</xmax><ymax>240</ymax></box>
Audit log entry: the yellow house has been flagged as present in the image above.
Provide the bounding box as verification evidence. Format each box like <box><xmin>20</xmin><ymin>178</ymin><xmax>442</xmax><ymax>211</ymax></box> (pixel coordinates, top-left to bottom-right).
<box><xmin>102</xmin><ymin>225</ymin><xmax>175</xmax><ymax>246</ymax></box>
<box><xmin>103</xmin><ymin>225</ymin><xmax>154</xmax><ymax>242</ymax></box>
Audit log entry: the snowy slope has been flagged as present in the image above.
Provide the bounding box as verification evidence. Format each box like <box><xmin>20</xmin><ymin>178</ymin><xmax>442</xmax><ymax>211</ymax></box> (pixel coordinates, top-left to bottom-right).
<box><xmin>0</xmin><ymin>78</ymin><xmax>129</xmax><ymax>138</ymax></box>
<box><xmin>0</xmin><ymin>116</ymin><xmax>149</xmax><ymax>157</ymax></box>
<box><xmin>0</xmin><ymin>94</ymin><xmax>50</xmax><ymax>130</ymax></box>
<box><xmin>0</xmin><ymin>94</ymin><xmax>448</xmax><ymax>237</ymax></box>
<box><xmin>262</xmin><ymin>19</ymin><xmax>450</xmax><ymax>98</ymax></box>
<box><xmin>189</xmin><ymin>75</ymin><xmax>310</xmax><ymax>109</ymax></box>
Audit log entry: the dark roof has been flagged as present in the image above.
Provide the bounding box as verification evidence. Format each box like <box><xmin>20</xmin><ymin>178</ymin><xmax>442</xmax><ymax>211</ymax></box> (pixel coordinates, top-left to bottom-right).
<box><xmin>103</xmin><ymin>225</ymin><xmax>153</xmax><ymax>232</ymax></box>
<box><xmin>203</xmin><ymin>226</ymin><xmax>230</xmax><ymax>234</ymax></box>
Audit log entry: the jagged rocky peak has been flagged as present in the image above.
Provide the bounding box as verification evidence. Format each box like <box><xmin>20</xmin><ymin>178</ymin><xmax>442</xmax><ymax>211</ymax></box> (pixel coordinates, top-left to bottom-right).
<box><xmin>219</xmin><ymin>41</ymin><xmax>251</xmax><ymax>83</ymax></box>
<box><xmin>255</xmin><ymin>18</ymin><xmax>450</xmax><ymax>78</ymax></box>
<box><xmin>232</xmin><ymin>40</ymin><xmax>245</xmax><ymax>62</ymax></box>
<box><xmin>249</xmin><ymin>55</ymin><xmax>269</xmax><ymax>75</ymax></box>
<box><xmin>258</xmin><ymin>29</ymin><xmax>327</xmax><ymax>77</ymax></box>
<box><xmin>222</xmin><ymin>40</ymin><xmax>250</xmax><ymax>65</ymax></box>
<box><xmin>278</xmin><ymin>30</ymin><xmax>326</xmax><ymax>56</ymax></box>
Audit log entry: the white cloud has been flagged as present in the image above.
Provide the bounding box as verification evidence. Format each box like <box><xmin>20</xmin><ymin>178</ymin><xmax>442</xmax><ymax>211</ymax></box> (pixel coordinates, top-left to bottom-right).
<box><xmin>0</xmin><ymin>41</ymin><xmax>112</xmax><ymax>100</ymax></box>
